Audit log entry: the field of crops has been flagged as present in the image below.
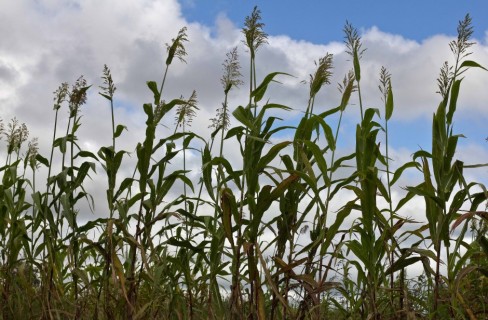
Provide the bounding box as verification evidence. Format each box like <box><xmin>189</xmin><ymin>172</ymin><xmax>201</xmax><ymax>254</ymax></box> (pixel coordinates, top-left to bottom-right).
<box><xmin>1</xmin><ymin>8</ymin><xmax>487</xmax><ymax>320</ymax></box>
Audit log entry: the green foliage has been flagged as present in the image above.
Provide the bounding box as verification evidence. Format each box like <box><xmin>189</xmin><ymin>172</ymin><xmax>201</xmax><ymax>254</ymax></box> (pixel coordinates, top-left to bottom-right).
<box><xmin>0</xmin><ymin>9</ymin><xmax>487</xmax><ymax>320</ymax></box>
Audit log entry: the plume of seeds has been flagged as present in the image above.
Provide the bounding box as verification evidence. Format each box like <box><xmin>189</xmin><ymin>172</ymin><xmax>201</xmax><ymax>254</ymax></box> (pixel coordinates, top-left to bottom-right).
<box><xmin>69</xmin><ymin>76</ymin><xmax>88</xmax><ymax>117</ymax></box>
<box><xmin>99</xmin><ymin>65</ymin><xmax>116</xmax><ymax>101</ymax></box>
<box><xmin>210</xmin><ymin>47</ymin><xmax>243</xmax><ymax>131</ymax></box>
<box><xmin>166</xmin><ymin>27</ymin><xmax>189</xmax><ymax>66</ymax></box>
<box><xmin>437</xmin><ymin>15</ymin><xmax>474</xmax><ymax>100</ymax></box>
<box><xmin>221</xmin><ymin>47</ymin><xmax>244</xmax><ymax>95</ymax></box>
<box><xmin>378</xmin><ymin>66</ymin><xmax>394</xmax><ymax>120</ymax></box>
<box><xmin>175</xmin><ymin>90</ymin><xmax>199</xmax><ymax>128</ymax></box>
<box><xmin>449</xmin><ymin>14</ymin><xmax>474</xmax><ymax>61</ymax></box>
<box><xmin>344</xmin><ymin>21</ymin><xmax>365</xmax><ymax>82</ymax></box>
<box><xmin>53</xmin><ymin>82</ymin><xmax>69</xmax><ymax>110</ymax></box>
<box><xmin>309</xmin><ymin>53</ymin><xmax>334</xmax><ymax>98</ymax></box>
<box><xmin>4</xmin><ymin>117</ymin><xmax>29</xmax><ymax>154</ymax></box>
<box><xmin>26</xmin><ymin>137</ymin><xmax>39</xmax><ymax>169</ymax></box>
<box><xmin>338</xmin><ymin>70</ymin><xmax>357</xmax><ymax>110</ymax></box>
<box><xmin>436</xmin><ymin>61</ymin><xmax>451</xmax><ymax>99</ymax></box>
<box><xmin>378</xmin><ymin>66</ymin><xmax>392</xmax><ymax>103</ymax></box>
<box><xmin>209</xmin><ymin>103</ymin><xmax>230</xmax><ymax>131</ymax></box>
<box><xmin>242</xmin><ymin>6</ymin><xmax>268</xmax><ymax>59</ymax></box>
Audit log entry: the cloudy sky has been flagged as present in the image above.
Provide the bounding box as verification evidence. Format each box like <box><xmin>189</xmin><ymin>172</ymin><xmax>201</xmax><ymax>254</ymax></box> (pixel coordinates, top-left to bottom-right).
<box><xmin>1</xmin><ymin>0</ymin><xmax>488</xmax><ymax>226</ymax></box>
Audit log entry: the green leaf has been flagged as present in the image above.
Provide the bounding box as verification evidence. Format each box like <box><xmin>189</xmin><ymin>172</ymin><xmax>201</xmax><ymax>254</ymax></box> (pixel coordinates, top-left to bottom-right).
<box><xmin>35</xmin><ymin>154</ymin><xmax>49</xmax><ymax>167</ymax></box>
<box><xmin>314</xmin><ymin>115</ymin><xmax>336</xmax><ymax>151</ymax></box>
<box><xmin>302</xmin><ymin>140</ymin><xmax>329</xmax><ymax>183</ymax></box>
<box><xmin>166</xmin><ymin>238</ymin><xmax>203</xmax><ymax>253</ymax></box>
<box><xmin>251</xmin><ymin>72</ymin><xmax>292</xmax><ymax>103</ymax></box>
<box><xmin>385</xmin><ymin>257</ymin><xmax>422</xmax><ymax>275</ymax></box>
<box><xmin>232</xmin><ymin>105</ymin><xmax>254</xmax><ymax>129</ymax></box>
<box><xmin>459</xmin><ymin>60</ymin><xmax>488</xmax><ymax>71</ymax></box>
<box><xmin>99</xmin><ymin>93</ymin><xmax>112</xmax><ymax>101</ymax></box>
<box><xmin>385</xmin><ymin>81</ymin><xmax>394</xmax><ymax>120</ymax></box>
<box><xmin>320</xmin><ymin>201</ymin><xmax>352</xmax><ymax>256</ymax></box>
<box><xmin>201</xmin><ymin>145</ymin><xmax>215</xmax><ymax>201</ymax></box>
<box><xmin>446</xmin><ymin>79</ymin><xmax>461</xmax><ymax>125</ymax></box>
<box><xmin>147</xmin><ymin>81</ymin><xmax>160</xmax><ymax>104</ymax></box>
<box><xmin>256</xmin><ymin>141</ymin><xmax>291</xmax><ymax>172</ymax></box>
<box><xmin>353</xmin><ymin>51</ymin><xmax>361</xmax><ymax>81</ymax></box>
<box><xmin>221</xmin><ymin>188</ymin><xmax>236</xmax><ymax>248</ymax></box>
<box><xmin>114</xmin><ymin>124</ymin><xmax>127</xmax><ymax>138</ymax></box>
<box><xmin>391</xmin><ymin>161</ymin><xmax>419</xmax><ymax>186</ymax></box>
<box><xmin>75</xmin><ymin>151</ymin><xmax>99</xmax><ymax>161</ymax></box>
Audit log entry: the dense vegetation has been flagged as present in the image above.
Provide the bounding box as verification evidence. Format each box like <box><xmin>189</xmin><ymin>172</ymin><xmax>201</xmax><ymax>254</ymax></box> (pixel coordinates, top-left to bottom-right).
<box><xmin>1</xmin><ymin>8</ymin><xmax>487</xmax><ymax>320</ymax></box>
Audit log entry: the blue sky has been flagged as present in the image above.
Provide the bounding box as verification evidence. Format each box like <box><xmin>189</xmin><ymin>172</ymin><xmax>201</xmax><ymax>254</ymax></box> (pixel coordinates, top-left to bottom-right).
<box><xmin>182</xmin><ymin>1</ymin><xmax>488</xmax><ymax>43</ymax></box>
<box><xmin>177</xmin><ymin>1</ymin><xmax>488</xmax><ymax>152</ymax></box>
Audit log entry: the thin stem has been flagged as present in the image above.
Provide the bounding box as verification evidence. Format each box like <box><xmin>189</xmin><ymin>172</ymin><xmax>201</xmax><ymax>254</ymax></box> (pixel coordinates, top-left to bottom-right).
<box><xmin>357</xmin><ymin>82</ymin><xmax>364</xmax><ymax>122</ymax></box>
<box><xmin>159</xmin><ymin>65</ymin><xmax>170</xmax><ymax>104</ymax></box>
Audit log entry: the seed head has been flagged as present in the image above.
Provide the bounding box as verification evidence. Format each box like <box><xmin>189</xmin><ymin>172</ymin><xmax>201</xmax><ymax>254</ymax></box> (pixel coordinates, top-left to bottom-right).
<box><xmin>166</xmin><ymin>27</ymin><xmax>189</xmax><ymax>66</ymax></box>
<box><xmin>242</xmin><ymin>6</ymin><xmax>268</xmax><ymax>58</ymax></box>
<box><xmin>221</xmin><ymin>47</ymin><xmax>243</xmax><ymax>94</ymax></box>
<box><xmin>344</xmin><ymin>21</ymin><xmax>365</xmax><ymax>60</ymax></box>
<box><xmin>69</xmin><ymin>76</ymin><xmax>89</xmax><ymax>117</ymax></box>
<box><xmin>209</xmin><ymin>103</ymin><xmax>230</xmax><ymax>132</ymax></box>
<box><xmin>53</xmin><ymin>82</ymin><xmax>69</xmax><ymax>110</ymax></box>
<box><xmin>175</xmin><ymin>90</ymin><xmax>199</xmax><ymax>128</ymax></box>
<box><xmin>4</xmin><ymin>118</ymin><xmax>29</xmax><ymax>154</ymax></box>
<box><xmin>309</xmin><ymin>53</ymin><xmax>333</xmax><ymax>97</ymax></box>
<box><xmin>436</xmin><ymin>61</ymin><xmax>451</xmax><ymax>99</ymax></box>
<box><xmin>378</xmin><ymin>66</ymin><xmax>392</xmax><ymax>103</ymax></box>
<box><xmin>100</xmin><ymin>65</ymin><xmax>116</xmax><ymax>100</ymax></box>
<box><xmin>338</xmin><ymin>70</ymin><xmax>357</xmax><ymax>110</ymax></box>
<box><xmin>449</xmin><ymin>14</ymin><xmax>474</xmax><ymax>60</ymax></box>
<box><xmin>26</xmin><ymin>137</ymin><xmax>39</xmax><ymax>169</ymax></box>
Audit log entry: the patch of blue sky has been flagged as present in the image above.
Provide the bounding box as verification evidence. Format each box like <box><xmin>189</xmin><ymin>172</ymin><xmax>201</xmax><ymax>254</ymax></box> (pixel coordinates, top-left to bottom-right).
<box><xmin>181</xmin><ymin>1</ymin><xmax>488</xmax><ymax>44</ymax></box>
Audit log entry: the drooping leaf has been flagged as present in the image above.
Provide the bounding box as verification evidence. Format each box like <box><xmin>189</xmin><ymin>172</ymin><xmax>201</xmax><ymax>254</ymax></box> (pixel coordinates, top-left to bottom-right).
<box><xmin>251</xmin><ymin>72</ymin><xmax>292</xmax><ymax>103</ymax></box>
<box><xmin>459</xmin><ymin>60</ymin><xmax>488</xmax><ymax>71</ymax></box>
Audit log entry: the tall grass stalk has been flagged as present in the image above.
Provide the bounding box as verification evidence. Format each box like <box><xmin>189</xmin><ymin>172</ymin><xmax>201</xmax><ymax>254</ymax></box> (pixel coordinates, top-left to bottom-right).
<box><xmin>378</xmin><ymin>66</ymin><xmax>397</xmax><ymax>311</ymax></box>
<box><xmin>344</xmin><ymin>22</ymin><xmax>365</xmax><ymax>121</ymax></box>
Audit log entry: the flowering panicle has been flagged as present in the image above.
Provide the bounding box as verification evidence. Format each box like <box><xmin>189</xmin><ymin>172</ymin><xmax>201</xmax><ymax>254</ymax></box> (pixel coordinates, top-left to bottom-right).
<box><xmin>378</xmin><ymin>66</ymin><xmax>392</xmax><ymax>103</ymax></box>
<box><xmin>4</xmin><ymin>118</ymin><xmax>29</xmax><ymax>154</ymax></box>
<box><xmin>344</xmin><ymin>22</ymin><xmax>365</xmax><ymax>61</ymax></box>
<box><xmin>242</xmin><ymin>6</ymin><xmax>268</xmax><ymax>58</ymax></box>
<box><xmin>26</xmin><ymin>137</ymin><xmax>39</xmax><ymax>169</ymax></box>
<box><xmin>69</xmin><ymin>76</ymin><xmax>89</xmax><ymax>117</ymax></box>
<box><xmin>221</xmin><ymin>47</ymin><xmax>243</xmax><ymax>94</ymax></box>
<box><xmin>100</xmin><ymin>65</ymin><xmax>116</xmax><ymax>101</ymax></box>
<box><xmin>338</xmin><ymin>70</ymin><xmax>357</xmax><ymax>110</ymax></box>
<box><xmin>53</xmin><ymin>82</ymin><xmax>69</xmax><ymax>110</ymax></box>
<box><xmin>166</xmin><ymin>27</ymin><xmax>189</xmax><ymax>66</ymax></box>
<box><xmin>436</xmin><ymin>61</ymin><xmax>451</xmax><ymax>99</ymax></box>
<box><xmin>449</xmin><ymin>14</ymin><xmax>474</xmax><ymax>61</ymax></box>
<box><xmin>209</xmin><ymin>103</ymin><xmax>230</xmax><ymax>131</ymax></box>
<box><xmin>309</xmin><ymin>53</ymin><xmax>333</xmax><ymax>98</ymax></box>
<box><xmin>175</xmin><ymin>90</ymin><xmax>198</xmax><ymax>128</ymax></box>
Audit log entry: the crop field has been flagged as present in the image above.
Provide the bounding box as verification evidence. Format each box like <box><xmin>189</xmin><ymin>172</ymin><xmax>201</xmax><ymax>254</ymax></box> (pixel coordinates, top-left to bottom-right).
<box><xmin>0</xmin><ymin>7</ymin><xmax>487</xmax><ymax>320</ymax></box>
